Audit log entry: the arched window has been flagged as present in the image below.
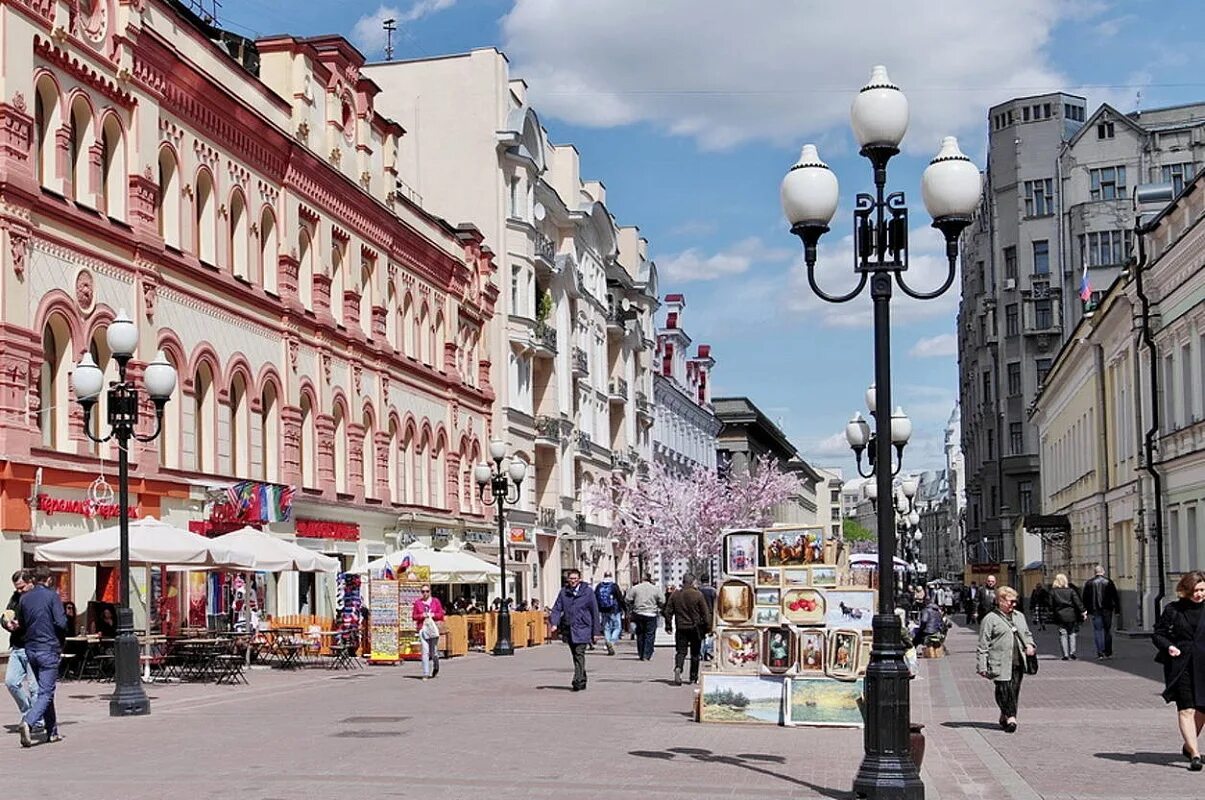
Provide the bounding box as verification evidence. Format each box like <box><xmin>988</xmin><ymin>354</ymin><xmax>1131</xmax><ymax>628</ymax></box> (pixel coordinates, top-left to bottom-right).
<box><xmin>229</xmin><ymin>373</ymin><xmax>250</xmax><ymax>478</ymax></box>
<box><xmin>68</xmin><ymin>95</ymin><xmax>92</xmax><ymax>203</ymax></box>
<box><xmin>193</xmin><ymin>363</ymin><xmax>216</xmax><ymax>472</ymax></box>
<box><xmin>299</xmin><ymin>394</ymin><xmax>316</xmax><ymax>487</ymax></box>
<box><xmin>260</xmin><ymin>209</ymin><xmax>278</xmax><ymax>293</ymax></box>
<box><xmin>87</xmin><ymin>331</ymin><xmax>117</xmax><ymax>460</ymax></box>
<box><xmin>229</xmin><ymin>190</ymin><xmax>248</xmax><ymax>280</ymax></box>
<box><xmin>386</xmin><ymin>284</ymin><xmax>398</xmax><ymax>350</ymax></box>
<box><xmin>399</xmin><ymin>426</ymin><xmax>412</xmax><ymax>504</ymax></box>
<box><xmin>332</xmin><ymin>403</ymin><xmax>348</xmax><ymax>494</ymax></box>
<box><xmin>99</xmin><ymin>115</ymin><xmax>126</xmax><ymax>220</ymax></box>
<box><xmin>387</xmin><ymin>419</ymin><xmax>400</xmax><ymax>503</ymax></box>
<box><xmin>418</xmin><ymin>304</ymin><xmax>430</xmax><ymax>366</ymax></box>
<box><xmin>413</xmin><ymin>433</ymin><xmax>426</xmax><ymax>506</ymax></box>
<box><xmin>362</xmin><ymin>411</ymin><xmax>376</xmax><ymax>500</ymax></box>
<box><xmin>331</xmin><ymin>242</ymin><xmax>346</xmax><ymax>325</ymax></box>
<box><xmin>298</xmin><ymin>229</ymin><xmax>314</xmax><ymax>310</ymax></box>
<box><xmin>33</xmin><ymin>76</ymin><xmax>61</xmax><ymax>189</ymax></box>
<box><xmin>359</xmin><ymin>260</ymin><xmax>374</xmax><ymax>335</ymax></box>
<box><xmin>434</xmin><ymin>312</ymin><xmax>445</xmax><ymax>370</ymax></box>
<box><xmin>195</xmin><ymin>169</ymin><xmax>216</xmax><ymax>264</ymax></box>
<box><xmin>38</xmin><ymin>317</ymin><xmax>72</xmax><ymax>451</ymax></box>
<box><xmin>158</xmin><ymin>147</ymin><xmax>181</xmax><ymax>248</ymax></box>
<box><xmin>260</xmin><ymin>383</ymin><xmax>279</xmax><ymax>482</ymax></box>
<box><xmin>158</xmin><ymin>350</ymin><xmax>181</xmax><ymax>469</ymax></box>
<box><xmin>402</xmin><ymin>294</ymin><xmax>415</xmax><ymax>357</ymax></box>
<box><xmin>431</xmin><ymin>437</ymin><xmax>445</xmax><ymax>509</ymax></box>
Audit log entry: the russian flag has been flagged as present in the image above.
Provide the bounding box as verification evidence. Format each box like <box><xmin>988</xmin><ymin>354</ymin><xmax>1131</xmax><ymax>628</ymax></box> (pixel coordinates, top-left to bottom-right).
<box><xmin>1079</xmin><ymin>264</ymin><xmax>1093</xmax><ymax>304</ymax></box>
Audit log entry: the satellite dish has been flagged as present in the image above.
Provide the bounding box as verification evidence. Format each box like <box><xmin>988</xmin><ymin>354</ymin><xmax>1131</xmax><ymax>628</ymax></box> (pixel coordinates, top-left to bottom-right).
<box><xmin>533</xmin><ymin>202</ymin><xmax>546</xmax><ymax>222</ymax></box>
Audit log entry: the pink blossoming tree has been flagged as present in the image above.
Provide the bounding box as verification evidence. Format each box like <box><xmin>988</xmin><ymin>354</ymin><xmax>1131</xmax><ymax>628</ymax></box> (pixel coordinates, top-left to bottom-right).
<box><xmin>589</xmin><ymin>455</ymin><xmax>803</xmax><ymax>575</ymax></box>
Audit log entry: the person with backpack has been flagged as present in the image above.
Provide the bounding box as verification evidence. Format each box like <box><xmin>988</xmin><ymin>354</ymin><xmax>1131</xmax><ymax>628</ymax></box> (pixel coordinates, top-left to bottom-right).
<box><xmin>594</xmin><ymin>572</ymin><xmax>624</xmax><ymax>656</ymax></box>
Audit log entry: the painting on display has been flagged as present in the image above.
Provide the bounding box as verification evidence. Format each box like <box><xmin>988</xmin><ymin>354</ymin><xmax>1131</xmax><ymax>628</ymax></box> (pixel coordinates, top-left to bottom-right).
<box><xmin>827</xmin><ymin>628</ymin><xmax>861</xmax><ymax>680</ymax></box>
<box><xmin>755</xmin><ymin>567</ymin><xmax>781</xmax><ymax>587</ymax></box>
<box><xmin>699</xmin><ymin>674</ymin><xmax>784</xmax><ymax>725</ymax></box>
<box><xmin>858</xmin><ymin>633</ymin><xmax>873</xmax><ymax>677</ymax></box>
<box><xmin>762</xmin><ymin>627</ymin><xmax>796</xmax><ymax>675</ymax></box>
<box><xmin>781</xmin><ymin>588</ymin><xmax>825</xmax><ymax>626</ymax></box>
<box><xmin>724</xmin><ymin>532</ymin><xmax>761</xmax><ymax>576</ymax></box>
<box><xmin>785</xmin><ymin>678</ymin><xmax>865</xmax><ymax>728</ymax></box>
<box><xmin>755</xmin><ymin>588</ymin><xmax>781</xmax><ymax>607</ymax></box>
<box><xmin>797</xmin><ymin>629</ymin><xmax>826</xmax><ymax>675</ymax></box>
<box><xmin>765</xmin><ymin>527</ymin><xmax>826</xmax><ymax>566</ymax></box>
<box><xmin>824</xmin><ymin>590</ymin><xmax>875</xmax><ymax>631</ymax></box>
<box><xmin>809</xmin><ymin>566</ymin><xmax>838</xmax><ymax>588</ymax></box>
<box><xmin>782</xmin><ymin>568</ymin><xmax>810</xmax><ymax>588</ymax></box>
<box><xmin>717</xmin><ymin>579</ymin><xmax>755</xmax><ymax>625</ymax></box>
<box><xmin>754</xmin><ymin>607</ymin><xmax>782</xmax><ymax>626</ymax></box>
<box><xmin>717</xmin><ymin>628</ymin><xmax>761</xmax><ymax>673</ymax></box>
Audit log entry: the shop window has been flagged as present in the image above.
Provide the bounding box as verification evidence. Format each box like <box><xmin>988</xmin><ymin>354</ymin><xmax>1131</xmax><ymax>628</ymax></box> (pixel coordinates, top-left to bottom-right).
<box><xmin>158</xmin><ymin>147</ymin><xmax>182</xmax><ymax>248</ymax></box>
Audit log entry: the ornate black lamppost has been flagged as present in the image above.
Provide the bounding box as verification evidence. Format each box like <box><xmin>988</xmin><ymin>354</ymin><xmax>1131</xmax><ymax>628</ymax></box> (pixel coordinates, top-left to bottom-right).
<box><xmin>780</xmin><ymin>65</ymin><xmax>981</xmax><ymax>799</ymax></box>
<box><xmin>71</xmin><ymin>310</ymin><xmax>177</xmax><ymax>717</ymax></box>
<box><xmin>474</xmin><ymin>441</ymin><xmax>526</xmax><ymax>656</ymax></box>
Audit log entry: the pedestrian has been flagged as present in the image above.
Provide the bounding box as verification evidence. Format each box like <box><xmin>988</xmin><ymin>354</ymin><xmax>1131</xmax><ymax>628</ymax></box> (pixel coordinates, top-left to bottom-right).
<box><xmin>1082</xmin><ymin>564</ymin><xmax>1121</xmax><ymax>660</ymax></box>
<box><xmin>16</xmin><ymin>566</ymin><xmax>67</xmax><ymax>747</ymax></box>
<box><xmin>593</xmin><ymin>572</ymin><xmax>623</xmax><ymax>656</ymax></box>
<box><xmin>1048</xmin><ymin>573</ymin><xmax>1084</xmax><ymax>660</ymax></box>
<box><xmin>698</xmin><ymin>576</ymin><xmax>717</xmax><ymax>661</ymax></box>
<box><xmin>1153</xmin><ymin>570</ymin><xmax>1205</xmax><ymax>771</ymax></box>
<box><xmin>662</xmin><ymin>574</ymin><xmax>712</xmax><ymax>686</ymax></box>
<box><xmin>975</xmin><ymin>575</ymin><xmax>998</xmax><ymax>623</ymax></box>
<box><xmin>411</xmin><ymin>584</ymin><xmax>445</xmax><ymax>680</ymax></box>
<box><xmin>964</xmin><ymin>582</ymin><xmax>978</xmax><ymax>624</ymax></box>
<box><xmin>625</xmin><ymin>573</ymin><xmax>664</xmax><ymax>662</ymax></box>
<box><xmin>1029</xmin><ymin>582</ymin><xmax>1049</xmax><ymax>631</ymax></box>
<box><xmin>976</xmin><ymin>585</ymin><xmax>1036</xmax><ymax>733</ymax></box>
<box><xmin>3</xmin><ymin>570</ymin><xmax>37</xmax><ymax>722</ymax></box>
<box><xmin>916</xmin><ymin>593</ymin><xmax>947</xmax><ymax>652</ymax></box>
<box><xmin>549</xmin><ymin>569</ymin><xmax>600</xmax><ymax>692</ymax></box>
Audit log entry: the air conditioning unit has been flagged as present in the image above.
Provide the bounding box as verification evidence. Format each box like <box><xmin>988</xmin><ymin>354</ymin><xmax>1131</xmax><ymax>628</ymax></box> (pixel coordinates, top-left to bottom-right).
<box><xmin>1004</xmin><ymin>278</ymin><xmax>1016</xmax><ymax>290</ymax></box>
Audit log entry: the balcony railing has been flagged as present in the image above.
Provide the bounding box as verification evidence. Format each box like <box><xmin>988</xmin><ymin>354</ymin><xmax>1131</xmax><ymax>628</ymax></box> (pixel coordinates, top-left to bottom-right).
<box><xmin>572</xmin><ymin>346</ymin><xmax>589</xmax><ymax>377</ymax></box>
<box><xmin>535</xmin><ymin>415</ymin><xmax>561</xmax><ymax>442</ymax></box>
<box><xmin>535</xmin><ymin>231</ymin><xmax>556</xmax><ymax>264</ymax></box>
<box><xmin>576</xmin><ymin>513</ymin><xmax>587</xmax><ymax>532</ymax></box>
<box><xmin>635</xmin><ymin>390</ymin><xmax>652</xmax><ymax>416</ymax></box>
<box><xmin>539</xmin><ymin>506</ymin><xmax>557</xmax><ymax>529</ymax></box>
<box><xmin>533</xmin><ymin>321</ymin><xmax>557</xmax><ymax>353</ymax></box>
<box><xmin>611</xmin><ymin>451</ymin><xmax>632</xmax><ymax>472</ymax></box>
<box><xmin>608</xmin><ymin>377</ymin><xmax>629</xmax><ymax>401</ymax></box>
<box><xmin>576</xmin><ymin>430</ymin><xmax>592</xmax><ymax>452</ymax></box>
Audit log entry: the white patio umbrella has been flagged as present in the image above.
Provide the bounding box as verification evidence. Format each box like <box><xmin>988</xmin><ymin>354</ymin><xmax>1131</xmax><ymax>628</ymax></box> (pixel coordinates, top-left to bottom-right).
<box><xmin>849</xmin><ymin>553</ymin><xmax>910</xmax><ymax>570</ymax></box>
<box><xmin>34</xmin><ymin>516</ymin><xmax>256</xmax><ymax>568</ymax></box>
<box><xmin>354</xmin><ymin>541</ymin><xmax>504</xmax><ymax>584</ymax></box>
<box><xmin>214</xmin><ymin>527</ymin><xmax>340</xmax><ymax>573</ymax></box>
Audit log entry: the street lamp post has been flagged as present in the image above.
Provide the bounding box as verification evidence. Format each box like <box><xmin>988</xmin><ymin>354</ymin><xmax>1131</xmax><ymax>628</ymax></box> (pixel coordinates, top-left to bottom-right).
<box><xmin>70</xmin><ymin>310</ymin><xmax>177</xmax><ymax>717</ymax></box>
<box><xmin>781</xmin><ymin>66</ymin><xmax>981</xmax><ymax>799</ymax></box>
<box><xmin>474</xmin><ymin>441</ymin><xmax>526</xmax><ymax>656</ymax></box>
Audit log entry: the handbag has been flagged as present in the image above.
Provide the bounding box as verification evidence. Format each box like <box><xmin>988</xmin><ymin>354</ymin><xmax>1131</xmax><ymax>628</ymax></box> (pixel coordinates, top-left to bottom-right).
<box><xmin>420</xmin><ymin>602</ymin><xmax>440</xmax><ymax>640</ymax></box>
<box><xmin>995</xmin><ymin>610</ymin><xmax>1038</xmax><ymax>675</ymax></box>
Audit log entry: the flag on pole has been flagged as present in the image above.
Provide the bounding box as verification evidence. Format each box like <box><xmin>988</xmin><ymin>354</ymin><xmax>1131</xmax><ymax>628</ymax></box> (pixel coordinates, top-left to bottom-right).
<box><xmin>1079</xmin><ymin>263</ymin><xmax>1094</xmax><ymax>307</ymax></box>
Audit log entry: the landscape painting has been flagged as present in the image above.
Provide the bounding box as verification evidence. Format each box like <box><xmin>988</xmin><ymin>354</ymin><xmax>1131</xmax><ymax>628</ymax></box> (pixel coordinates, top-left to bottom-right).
<box><xmin>785</xmin><ymin>678</ymin><xmax>865</xmax><ymax>727</ymax></box>
<box><xmin>717</xmin><ymin>579</ymin><xmax>755</xmax><ymax>625</ymax></box>
<box><xmin>699</xmin><ymin>674</ymin><xmax>784</xmax><ymax>725</ymax></box>
<box><xmin>823</xmin><ymin>590</ymin><xmax>875</xmax><ymax>631</ymax></box>
<box><xmin>810</xmin><ymin>566</ymin><xmax>838</xmax><ymax>588</ymax></box>
<box><xmin>756</xmin><ymin>567</ymin><xmax>782</xmax><ymax>587</ymax></box>
<box><xmin>782</xmin><ymin>568</ymin><xmax>810</xmax><ymax>587</ymax></box>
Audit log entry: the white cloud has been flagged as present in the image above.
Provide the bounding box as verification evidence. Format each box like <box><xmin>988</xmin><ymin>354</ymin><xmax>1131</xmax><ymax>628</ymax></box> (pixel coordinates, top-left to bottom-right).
<box><xmin>659</xmin><ymin>236</ymin><xmax>794</xmax><ymax>283</ymax></box>
<box><xmin>909</xmin><ymin>333</ymin><xmax>958</xmax><ymax>358</ymax></box>
<box><xmin>806</xmin><ymin>432</ymin><xmax>855</xmax><ymax>460</ymax></box>
<box><xmin>351</xmin><ymin>1</ymin><xmax>456</xmax><ymax>57</ymax></box>
<box><xmin>501</xmin><ymin>0</ymin><xmax>1087</xmax><ymax>151</ymax></box>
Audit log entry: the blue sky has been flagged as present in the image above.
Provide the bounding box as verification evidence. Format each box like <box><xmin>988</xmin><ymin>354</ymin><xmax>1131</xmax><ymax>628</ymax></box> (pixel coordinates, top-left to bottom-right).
<box><xmin>219</xmin><ymin>0</ymin><xmax>1205</xmax><ymax>477</ymax></box>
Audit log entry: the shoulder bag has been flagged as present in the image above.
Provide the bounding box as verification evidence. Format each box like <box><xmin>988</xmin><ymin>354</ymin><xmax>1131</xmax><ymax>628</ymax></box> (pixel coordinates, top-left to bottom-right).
<box><xmin>994</xmin><ymin>610</ymin><xmax>1038</xmax><ymax>675</ymax></box>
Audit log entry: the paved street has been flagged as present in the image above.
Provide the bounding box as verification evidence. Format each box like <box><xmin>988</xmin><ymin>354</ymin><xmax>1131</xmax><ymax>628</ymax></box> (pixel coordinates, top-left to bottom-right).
<box><xmin>3</xmin><ymin>622</ymin><xmax>1199</xmax><ymax>800</ymax></box>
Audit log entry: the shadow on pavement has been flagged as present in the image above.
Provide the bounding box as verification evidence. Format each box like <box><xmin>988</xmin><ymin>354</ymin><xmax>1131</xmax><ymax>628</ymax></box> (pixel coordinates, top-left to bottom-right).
<box><xmin>1094</xmin><ymin>751</ymin><xmax>1183</xmax><ymax>768</ymax></box>
<box><xmin>629</xmin><ymin>747</ymin><xmax>847</xmax><ymax>799</ymax></box>
<box><xmin>534</xmin><ymin>685</ymin><xmax>574</xmax><ymax>691</ymax></box>
<box><xmin>941</xmin><ymin>721</ymin><xmax>1001</xmax><ymax>731</ymax></box>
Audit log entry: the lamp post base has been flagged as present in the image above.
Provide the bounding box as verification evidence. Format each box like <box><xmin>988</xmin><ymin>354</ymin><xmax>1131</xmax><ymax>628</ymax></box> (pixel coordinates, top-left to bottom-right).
<box><xmin>852</xmin><ymin>613</ymin><xmax>922</xmax><ymax>799</ymax></box>
<box><xmin>109</xmin><ymin>607</ymin><xmax>150</xmax><ymax>717</ymax></box>
<box><xmin>493</xmin><ymin>607</ymin><xmax>515</xmax><ymax>656</ymax></box>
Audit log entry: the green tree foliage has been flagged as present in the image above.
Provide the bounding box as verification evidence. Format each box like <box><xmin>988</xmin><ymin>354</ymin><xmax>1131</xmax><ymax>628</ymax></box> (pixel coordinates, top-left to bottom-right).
<box><xmin>843</xmin><ymin>517</ymin><xmax>874</xmax><ymax>542</ymax></box>
<box><xmin>703</xmin><ymin>688</ymin><xmax>749</xmax><ymax>708</ymax></box>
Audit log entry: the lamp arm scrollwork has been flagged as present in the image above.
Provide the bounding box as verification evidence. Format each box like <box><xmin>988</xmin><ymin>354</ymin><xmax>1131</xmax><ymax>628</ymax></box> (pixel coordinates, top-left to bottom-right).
<box><xmin>131</xmin><ymin>406</ymin><xmax>166</xmax><ymax>444</ymax></box>
<box><xmin>807</xmin><ymin>260</ymin><xmax>870</xmax><ymax>305</ymax></box>
<box><xmin>893</xmin><ymin>252</ymin><xmax>958</xmax><ymax>301</ymax></box>
<box><xmin>79</xmin><ymin>404</ymin><xmax>115</xmax><ymax>445</ymax></box>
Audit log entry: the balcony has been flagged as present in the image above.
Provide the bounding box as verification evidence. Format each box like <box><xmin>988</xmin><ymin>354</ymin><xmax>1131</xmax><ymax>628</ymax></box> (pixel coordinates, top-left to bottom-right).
<box><xmin>572</xmin><ymin>346</ymin><xmax>589</xmax><ymax>378</ymax></box>
<box><xmin>533</xmin><ymin>321</ymin><xmax>557</xmax><ymax>357</ymax></box>
<box><xmin>605</xmin><ymin>306</ymin><xmax>625</xmax><ymax>334</ymax></box>
<box><xmin>539</xmin><ymin>505</ymin><xmax>557</xmax><ymax>529</ymax></box>
<box><xmin>534</xmin><ymin>231</ymin><xmax>556</xmax><ymax>267</ymax></box>
<box><xmin>608</xmin><ymin>377</ymin><xmax>629</xmax><ymax>404</ymax></box>
<box><xmin>575</xmin><ymin>430</ymin><xmax>593</xmax><ymax>455</ymax></box>
<box><xmin>535</xmin><ymin>415</ymin><xmax>561</xmax><ymax>447</ymax></box>
<box><xmin>610</xmin><ymin>450</ymin><xmax>633</xmax><ymax>473</ymax></box>
<box><xmin>635</xmin><ymin>390</ymin><xmax>653</xmax><ymax>418</ymax></box>
<box><xmin>576</xmin><ymin>513</ymin><xmax>587</xmax><ymax>533</ymax></box>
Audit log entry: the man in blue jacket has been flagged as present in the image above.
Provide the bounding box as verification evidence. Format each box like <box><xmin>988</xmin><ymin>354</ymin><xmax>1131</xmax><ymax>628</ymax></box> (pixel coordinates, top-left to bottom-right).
<box><xmin>16</xmin><ymin>568</ymin><xmax>67</xmax><ymax>747</ymax></box>
<box><xmin>550</xmin><ymin>569</ymin><xmax>600</xmax><ymax>691</ymax></box>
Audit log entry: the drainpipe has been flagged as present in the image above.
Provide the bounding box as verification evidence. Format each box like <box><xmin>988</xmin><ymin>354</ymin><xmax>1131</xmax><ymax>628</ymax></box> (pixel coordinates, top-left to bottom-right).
<box><xmin>1132</xmin><ymin>183</ymin><xmax>1174</xmax><ymax>620</ymax></box>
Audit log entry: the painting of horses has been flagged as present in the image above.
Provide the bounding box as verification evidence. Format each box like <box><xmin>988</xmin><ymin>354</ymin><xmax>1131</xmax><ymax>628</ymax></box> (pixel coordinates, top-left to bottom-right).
<box><xmin>823</xmin><ymin>590</ymin><xmax>875</xmax><ymax>631</ymax></box>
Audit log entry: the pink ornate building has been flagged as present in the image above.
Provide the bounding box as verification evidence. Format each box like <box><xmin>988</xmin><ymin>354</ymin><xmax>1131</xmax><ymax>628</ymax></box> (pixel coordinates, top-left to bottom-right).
<box><xmin>0</xmin><ymin>0</ymin><xmax>498</xmax><ymax>619</ymax></box>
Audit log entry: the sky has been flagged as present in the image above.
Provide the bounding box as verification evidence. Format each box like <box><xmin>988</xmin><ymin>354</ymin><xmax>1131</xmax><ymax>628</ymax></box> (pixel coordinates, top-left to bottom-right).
<box><xmin>214</xmin><ymin>0</ymin><xmax>1205</xmax><ymax>478</ymax></box>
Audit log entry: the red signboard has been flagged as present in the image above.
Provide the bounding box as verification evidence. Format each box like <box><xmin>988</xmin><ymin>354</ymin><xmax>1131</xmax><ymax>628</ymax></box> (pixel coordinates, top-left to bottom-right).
<box><xmin>295</xmin><ymin>519</ymin><xmax>360</xmax><ymax>541</ymax></box>
<box><xmin>36</xmin><ymin>493</ymin><xmax>140</xmax><ymax>520</ymax></box>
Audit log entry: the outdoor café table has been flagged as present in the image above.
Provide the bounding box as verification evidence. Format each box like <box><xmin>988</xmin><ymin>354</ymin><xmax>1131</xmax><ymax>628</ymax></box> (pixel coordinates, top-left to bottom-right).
<box><xmin>139</xmin><ymin>635</ymin><xmax>167</xmax><ymax>681</ymax></box>
<box><xmin>63</xmin><ymin>636</ymin><xmax>99</xmax><ymax>680</ymax></box>
<box><xmin>175</xmin><ymin>639</ymin><xmax>223</xmax><ymax>681</ymax></box>
<box><xmin>275</xmin><ymin>640</ymin><xmax>306</xmax><ymax>670</ymax></box>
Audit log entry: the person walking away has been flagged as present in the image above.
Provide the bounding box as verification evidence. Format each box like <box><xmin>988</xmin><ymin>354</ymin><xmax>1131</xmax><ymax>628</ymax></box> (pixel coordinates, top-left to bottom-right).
<box><xmin>625</xmin><ymin>574</ymin><xmax>664</xmax><ymax>662</ymax></box>
<box><xmin>16</xmin><ymin>568</ymin><xmax>67</xmax><ymax>747</ymax></box>
<box><xmin>975</xmin><ymin>575</ymin><xmax>998</xmax><ymax>624</ymax></box>
<box><xmin>1083</xmin><ymin>564</ymin><xmax>1121</xmax><ymax>659</ymax></box>
<box><xmin>698</xmin><ymin>577</ymin><xmax>717</xmax><ymax>661</ymax></box>
<box><xmin>593</xmin><ymin>572</ymin><xmax>623</xmax><ymax>656</ymax></box>
<box><xmin>549</xmin><ymin>570</ymin><xmax>600</xmax><ymax>691</ymax></box>
<box><xmin>964</xmin><ymin>582</ymin><xmax>978</xmax><ymax>624</ymax></box>
<box><xmin>1029</xmin><ymin>582</ymin><xmax>1050</xmax><ymax>631</ymax></box>
<box><xmin>1153</xmin><ymin>570</ymin><xmax>1205</xmax><ymax>770</ymax></box>
<box><xmin>663</xmin><ymin>575</ymin><xmax>712</xmax><ymax>686</ymax></box>
<box><xmin>411</xmin><ymin>584</ymin><xmax>445</xmax><ymax>680</ymax></box>
<box><xmin>976</xmin><ymin>585</ymin><xmax>1036</xmax><ymax>733</ymax></box>
<box><xmin>1048</xmin><ymin>573</ymin><xmax>1085</xmax><ymax>660</ymax></box>
<box><xmin>3</xmin><ymin>570</ymin><xmax>37</xmax><ymax>722</ymax></box>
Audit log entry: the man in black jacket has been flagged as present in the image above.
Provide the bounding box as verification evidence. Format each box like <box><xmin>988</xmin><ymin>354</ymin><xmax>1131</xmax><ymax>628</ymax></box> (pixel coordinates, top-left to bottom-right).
<box><xmin>663</xmin><ymin>575</ymin><xmax>712</xmax><ymax>686</ymax></box>
<box><xmin>1082</xmin><ymin>564</ymin><xmax>1121</xmax><ymax>659</ymax></box>
<box><xmin>16</xmin><ymin>568</ymin><xmax>67</xmax><ymax>747</ymax></box>
<box><xmin>975</xmin><ymin>575</ymin><xmax>998</xmax><ymax>624</ymax></box>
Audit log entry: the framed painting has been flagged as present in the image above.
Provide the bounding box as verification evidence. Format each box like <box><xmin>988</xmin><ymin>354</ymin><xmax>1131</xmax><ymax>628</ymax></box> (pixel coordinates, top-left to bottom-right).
<box><xmin>753</xmin><ymin>607</ymin><xmax>782</xmax><ymax>626</ymax></box>
<box><xmin>717</xmin><ymin>579</ymin><xmax>755</xmax><ymax>625</ymax></box>
<box><xmin>810</xmin><ymin>566</ymin><xmax>838</xmax><ymax>588</ymax></box>
<box><xmin>755</xmin><ymin>587</ymin><xmax>781</xmax><ymax>606</ymax></box>
<box><xmin>827</xmin><ymin>628</ymin><xmax>861</xmax><ymax>680</ymax></box>
<box><xmin>782</xmin><ymin>568</ymin><xmax>810</xmax><ymax>588</ymax></box>
<box><xmin>762</xmin><ymin>627</ymin><xmax>796</xmax><ymax>675</ymax></box>
<box><xmin>764</xmin><ymin>529</ymin><xmax>808</xmax><ymax>567</ymax></box>
<box><xmin>755</xmin><ymin>567</ymin><xmax>782</xmax><ymax>588</ymax></box>
<box><xmin>781</xmin><ymin>588</ymin><xmax>825</xmax><ymax>626</ymax></box>
<box><xmin>823</xmin><ymin>590</ymin><xmax>875</xmax><ymax>631</ymax></box>
<box><xmin>717</xmin><ymin>627</ymin><xmax>761</xmax><ymax>673</ymax></box>
<box><xmin>785</xmin><ymin>677</ymin><xmax>865</xmax><ymax>727</ymax></box>
<box><xmin>797</xmin><ymin>628</ymin><xmax>826</xmax><ymax>675</ymax></box>
<box><xmin>857</xmin><ymin>632</ymin><xmax>873</xmax><ymax>677</ymax></box>
<box><xmin>724</xmin><ymin>531</ymin><xmax>761</xmax><ymax>576</ymax></box>
<box><xmin>699</xmin><ymin>674</ymin><xmax>784</xmax><ymax>725</ymax></box>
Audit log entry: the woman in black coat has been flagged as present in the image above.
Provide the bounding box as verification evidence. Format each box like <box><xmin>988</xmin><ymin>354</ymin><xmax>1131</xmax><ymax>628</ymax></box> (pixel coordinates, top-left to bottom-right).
<box><xmin>1048</xmin><ymin>573</ymin><xmax>1085</xmax><ymax>660</ymax></box>
<box><xmin>1153</xmin><ymin>570</ymin><xmax>1205</xmax><ymax>771</ymax></box>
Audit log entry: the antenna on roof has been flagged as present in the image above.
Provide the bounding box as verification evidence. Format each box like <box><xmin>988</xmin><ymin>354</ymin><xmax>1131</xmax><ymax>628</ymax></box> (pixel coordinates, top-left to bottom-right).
<box><xmin>383</xmin><ymin>18</ymin><xmax>397</xmax><ymax>61</ymax></box>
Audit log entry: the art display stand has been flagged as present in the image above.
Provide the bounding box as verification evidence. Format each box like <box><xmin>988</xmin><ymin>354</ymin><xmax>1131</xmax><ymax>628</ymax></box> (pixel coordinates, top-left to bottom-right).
<box><xmin>699</xmin><ymin>526</ymin><xmax>874</xmax><ymax>728</ymax></box>
<box><xmin>367</xmin><ymin>577</ymin><xmax>400</xmax><ymax>664</ymax></box>
<box><xmin>397</xmin><ymin>566</ymin><xmax>431</xmax><ymax>661</ymax></box>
